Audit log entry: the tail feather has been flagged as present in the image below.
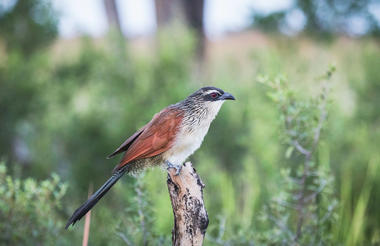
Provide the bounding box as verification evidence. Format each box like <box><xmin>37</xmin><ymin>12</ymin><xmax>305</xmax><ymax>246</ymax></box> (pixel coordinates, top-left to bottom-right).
<box><xmin>65</xmin><ymin>167</ymin><xmax>128</xmax><ymax>229</ymax></box>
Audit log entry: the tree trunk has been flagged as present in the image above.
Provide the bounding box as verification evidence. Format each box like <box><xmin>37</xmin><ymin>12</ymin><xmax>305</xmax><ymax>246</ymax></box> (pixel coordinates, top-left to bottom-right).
<box><xmin>154</xmin><ymin>0</ymin><xmax>205</xmax><ymax>60</ymax></box>
<box><xmin>103</xmin><ymin>0</ymin><xmax>122</xmax><ymax>34</ymax></box>
<box><xmin>167</xmin><ymin>162</ymin><xmax>209</xmax><ymax>246</ymax></box>
<box><xmin>154</xmin><ymin>0</ymin><xmax>184</xmax><ymax>27</ymax></box>
<box><xmin>181</xmin><ymin>0</ymin><xmax>205</xmax><ymax>59</ymax></box>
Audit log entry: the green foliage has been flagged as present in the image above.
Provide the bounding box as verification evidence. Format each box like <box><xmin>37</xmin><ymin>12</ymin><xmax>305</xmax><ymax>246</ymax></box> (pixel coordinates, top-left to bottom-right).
<box><xmin>0</xmin><ymin>0</ymin><xmax>58</xmax><ymax>55</ymax></box>
<box><xmin>256</xmin><ymin>70</ymin><xmax>338</xmax><ymax>245</ymax></box>
<box><xmin>0</xmin><ymin>161</ymin><xmax>68</xmax><ymax>245</ymax></box>
<box><xmin>0</xmin><ymin>51</ymin><xmax>49</xmax><ymax>165</ymax></box>
<box><xmin>114</xmin><ymin>175</ymin><xmax>170</xmax><ymax>246</ymax></box>
<box><xmin>252</xmin><ymin>0</ymin><xmax>380</xmax><ymax>37</ymax></box>
<box><xmin>328</xmin><ymin>41</ymin><xmax>380</xmax><ymax>245</ymax></box>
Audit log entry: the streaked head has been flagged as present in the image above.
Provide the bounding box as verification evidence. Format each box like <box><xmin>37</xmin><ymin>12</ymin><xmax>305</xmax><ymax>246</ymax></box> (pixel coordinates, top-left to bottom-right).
<box><xmin>189</xmin><ymin>86</ymin><xmax>235</xmax><ymax>102</ymax></box>
<box><xmin>184</xmin><ymin>87</ymin><xmax>235</xmax><ymax>120</ymax></box>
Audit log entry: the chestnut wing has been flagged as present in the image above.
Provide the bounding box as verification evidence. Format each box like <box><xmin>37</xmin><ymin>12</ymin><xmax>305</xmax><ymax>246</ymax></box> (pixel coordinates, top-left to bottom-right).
<box><xmin>107</xmin><ymin>126</ymin><xmax>146</xmax><ymax>159</ymax></box>
<box><xmin>114</xmin><ymin>108</ymin><xmax>183</xmax><ymax>171</ymax></box>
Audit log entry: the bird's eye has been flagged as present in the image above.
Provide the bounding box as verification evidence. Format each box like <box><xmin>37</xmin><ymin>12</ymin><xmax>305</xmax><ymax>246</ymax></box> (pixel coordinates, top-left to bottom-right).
<box><xmin>210</xmin><ymin>92</ymin><xmax>218</xmax><ymax>98</ymax></box>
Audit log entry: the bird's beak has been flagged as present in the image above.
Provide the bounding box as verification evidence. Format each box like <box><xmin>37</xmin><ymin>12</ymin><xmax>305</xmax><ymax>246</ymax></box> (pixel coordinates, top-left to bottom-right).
<box><xmin>220</xmin><ymin>92</ymin><xmax>235</xmax><ymax>100</ymax></box>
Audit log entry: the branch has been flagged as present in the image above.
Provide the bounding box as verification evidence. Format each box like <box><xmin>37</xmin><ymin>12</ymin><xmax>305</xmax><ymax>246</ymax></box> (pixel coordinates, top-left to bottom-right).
<box><xmin>167</xmin><ymin>162</ymin><xmax>209</xmax><ymax>246</ymax></box>
<box><xmin>82</xmin><ymin>184</ymin><xmax>93</xmax><ymax>246</ymax></box>
<box><xmin>291</xmin><ymin>140</ymin><xmax>311</xmax><ymax>156</ymax></box>
<box><xmin>294</xmin><ymin>81</ymin><xmax>330</xmax><ymax>242</ymax></box>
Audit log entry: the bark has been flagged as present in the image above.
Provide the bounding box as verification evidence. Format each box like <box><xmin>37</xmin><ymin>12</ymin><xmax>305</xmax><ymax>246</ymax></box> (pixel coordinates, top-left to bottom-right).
<box><xmin>167</xmin><ymin>162</ymin><xmax>209</xmax><ymax>246</ymax></box>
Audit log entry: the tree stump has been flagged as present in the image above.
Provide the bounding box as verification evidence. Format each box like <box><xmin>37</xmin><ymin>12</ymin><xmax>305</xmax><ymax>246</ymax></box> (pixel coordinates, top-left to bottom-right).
<box><xmin>167</xmin><ymin>162</ymin><xmax>209</xmax><ymax>246</ymax></box>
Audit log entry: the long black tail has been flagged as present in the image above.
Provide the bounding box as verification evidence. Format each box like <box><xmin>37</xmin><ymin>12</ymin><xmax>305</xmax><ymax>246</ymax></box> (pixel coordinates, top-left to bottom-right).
<box><xmin>65</xmin><ymin>166</ymin><xmax>128</xmax><ymax>229</ymax></box>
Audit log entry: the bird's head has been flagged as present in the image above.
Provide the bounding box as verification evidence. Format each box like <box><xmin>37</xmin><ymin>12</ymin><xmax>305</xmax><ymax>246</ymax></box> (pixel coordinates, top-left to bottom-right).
<box><xmin>188</xmin><ymin>86</ymin><xmax>235</xmax><ymax>102</ymax></box>
<box><xmin>184</xmin><ymin>87</ymin><xmax>235</xmax><ymax>119</ymax></box>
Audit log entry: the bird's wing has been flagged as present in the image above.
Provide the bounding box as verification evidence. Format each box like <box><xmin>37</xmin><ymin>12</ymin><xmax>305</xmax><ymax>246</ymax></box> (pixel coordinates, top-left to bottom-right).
<box><xmin>113</xmin><ymin>107</ymin><xmax>183</xmax><ymax>171</ymax></box>
<box><xmin>107</xmin><ymin>126</ymin><xmax>146</xmax><ymax>159</ymax></box>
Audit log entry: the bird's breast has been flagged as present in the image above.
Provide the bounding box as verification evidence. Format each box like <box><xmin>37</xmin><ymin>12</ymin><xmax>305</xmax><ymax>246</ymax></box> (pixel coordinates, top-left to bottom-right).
<box><xmin>163</xmin><ymin>122</ymin><xmax>211</xmax><ymax>165</ymax></box>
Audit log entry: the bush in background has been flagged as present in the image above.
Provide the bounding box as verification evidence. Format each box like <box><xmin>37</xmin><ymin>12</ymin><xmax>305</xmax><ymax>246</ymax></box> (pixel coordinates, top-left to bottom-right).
<box><xmin>0</xmin><ymin>161</ymin><xmax>68</xmax><ymax>245</ymax></box>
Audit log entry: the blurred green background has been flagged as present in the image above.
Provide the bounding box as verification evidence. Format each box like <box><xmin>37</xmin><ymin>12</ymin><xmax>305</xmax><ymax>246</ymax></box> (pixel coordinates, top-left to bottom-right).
<box><xmin>1</xmin><ymin>0</ymin><xmax>380</xmax><ymax>245</ymax></box>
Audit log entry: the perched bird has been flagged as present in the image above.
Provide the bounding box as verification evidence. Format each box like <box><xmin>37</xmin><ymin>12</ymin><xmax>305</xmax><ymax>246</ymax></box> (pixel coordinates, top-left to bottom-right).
<box><xmin>65</xmin><ymin>86</ymin><xmax>235</xmax><ymax>229</ymax></box>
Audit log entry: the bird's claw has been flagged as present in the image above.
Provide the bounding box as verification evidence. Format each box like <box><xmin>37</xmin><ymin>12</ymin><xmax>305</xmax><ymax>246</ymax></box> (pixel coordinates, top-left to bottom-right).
<box><xmin>166</xmin><ymin>161</ymin><xmax>182</xmax><ymax>176</ymax></box>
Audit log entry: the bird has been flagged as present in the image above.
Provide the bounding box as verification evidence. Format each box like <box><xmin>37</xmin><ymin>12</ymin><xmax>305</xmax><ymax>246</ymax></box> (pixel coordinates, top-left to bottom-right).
<box><xmin>65</xmin><ymin>86</ymin><xmax>235</xmax><ymax>229</ymax></box>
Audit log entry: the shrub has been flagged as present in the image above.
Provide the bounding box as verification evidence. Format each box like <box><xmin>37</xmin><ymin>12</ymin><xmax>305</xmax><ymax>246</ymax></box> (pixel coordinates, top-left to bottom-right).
<box><xmin>256</xmin><ymin>67</ymin><xmax>338</xmax><ymax>245</ymax></box>
<box><xmin>0</xmin><ymin>161</ymin><xmax>68</xmax><ymax>245</ymax></box>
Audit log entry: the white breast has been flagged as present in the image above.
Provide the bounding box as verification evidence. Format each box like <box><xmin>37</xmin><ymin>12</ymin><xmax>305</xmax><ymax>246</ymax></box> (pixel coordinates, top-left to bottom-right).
<box><xmin>163</xmin><ymin>101</ymin><xmax>224</xmax><ymax>165</ymax></box>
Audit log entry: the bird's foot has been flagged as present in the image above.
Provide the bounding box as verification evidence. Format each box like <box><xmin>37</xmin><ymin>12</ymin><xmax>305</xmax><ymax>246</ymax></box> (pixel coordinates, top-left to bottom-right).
<box><xmin>166</xmin><ymin>161</ymin><xmax>182</xmax><ymax>176</ymax></box>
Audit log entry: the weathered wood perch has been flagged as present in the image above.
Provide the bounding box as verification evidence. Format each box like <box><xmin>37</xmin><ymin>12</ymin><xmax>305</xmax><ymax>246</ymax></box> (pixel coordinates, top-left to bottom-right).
<box><xmin>167</xmin><ymin>162</ymin><xmax>209</xmax><ymax>246</ymax></box>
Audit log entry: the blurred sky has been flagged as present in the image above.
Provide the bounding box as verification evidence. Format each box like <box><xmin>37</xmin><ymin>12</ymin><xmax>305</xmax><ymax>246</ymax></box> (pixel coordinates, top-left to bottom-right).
<box><xmin>52</xmin><ymin>0</ymin><xmax>294</xmax><ymax>38</ymax></box>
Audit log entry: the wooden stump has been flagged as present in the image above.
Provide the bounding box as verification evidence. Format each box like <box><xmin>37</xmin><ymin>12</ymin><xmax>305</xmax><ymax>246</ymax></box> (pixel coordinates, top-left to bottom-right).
<box><xmin>167</xmin><ymin>162</ymin><xmax>209</xmax><ymax>246</ymax></box>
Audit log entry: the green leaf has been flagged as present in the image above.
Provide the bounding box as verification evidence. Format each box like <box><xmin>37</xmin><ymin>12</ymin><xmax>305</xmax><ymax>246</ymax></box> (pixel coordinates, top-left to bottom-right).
<box><xmin>285</xmin><ymin>146</ymin><xmax>294</xmax><ymax>159</ymax></box>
